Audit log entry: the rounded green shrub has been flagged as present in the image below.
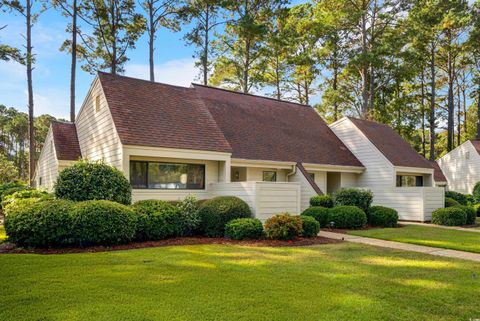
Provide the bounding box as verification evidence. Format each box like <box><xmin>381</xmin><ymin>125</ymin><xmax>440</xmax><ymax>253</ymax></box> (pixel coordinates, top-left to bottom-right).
<box><xmin>309</xmin><ymin>195</ymin><xmax>333</xmax><ymax>208</ymax></box>
<box><xmin>176</xmin><ymin>195</ymin><xmax>201</xmax><ymax>236</ymax></box>
<box><xmin>431</xmin><ymin>207</ymin><xmax>467</xmax><ymax>226</ymax></box>
<box><xmin>225</xmin><ymin>218</ymin><xmax>263</xmax><ymax>240</ymax></box>
<box><xmin>4</xmin><ymin>199</ymin><xmax>74</xmax><ymax>247</ymax></box>
<box><xmin>473</xmin><ymin>182</ymin><xmax>480</xmax><ymax>202</ymax></box>
<box><xmin>328</xmin><ymin>206</ymin><xmax>367</xmax><ymax>229</ymax></box>
<box><xmin>474</xmin><ymin>204</ymin><xmax>480</xmax><ymax>217</ymax></box>
<box><xmin>301</xmin><ymin>206</ymin><xmax>329</xmax><ymax>227</ymax></box>
<box><xmin>264</xmin><ymin>213</ymin><xmax>303</xmax><ymax>240</ymax></box>
<box><xmin>132</xmin><ymin>200</ymin><xmax>180</xmax><ymax>240</ymax></box>
<box><xmin>71</xmin><ymin>200</ymin><xmax>137</xmax><ymax>246</ymax></box>
<box><xmin>445</xmin><ymin>191</ymin><xmax>469</xmax><ymax>206</ymax></box>
<box><xmin>369</xmin><ymin>206</ymin><xmax>398</xmax><ymax>227</ymax></box>
<box><xmin>445</xmin><ymin>197</ymin><xmax>460</xmax><ymax>208</ymax></box>
<box><xmin>2</xmin><ymin>189</ymin><xmax>53</xmax><ymax>209</ymax></box>
<box><xmin>454</xmin><ymin>205</ymin><xmax>476</xmax><ymax>225</ymax></box>
<box><xmin>333</xmin><ymin>188</ymin><xmax>373</xmax><ymax>213</ymax></box>
<box><xmin>0</xmin><ymin>182</ymin><xmax>27</xmax><ymax>200</ymax></box>
<box><xmin>54</xmin><ymin>160</ymin><xmax>132</xmax><ymax>205</ymax></box>
<box><xmin>198</xmin><ymin>196</ymin><xmax>252</xmax><ymax>237</ymax></box>
<box><xmin>300</xmin><ymin>215</ymin><xmax>320</xmax><ymax>238</ymax></box>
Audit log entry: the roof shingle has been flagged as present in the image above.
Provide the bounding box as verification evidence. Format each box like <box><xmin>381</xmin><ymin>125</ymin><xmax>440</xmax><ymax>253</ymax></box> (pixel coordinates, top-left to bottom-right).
<box><xmin>430</xmin><ymin>161</ymin><xmax>447</xmax><ymax>183</ymax></box>
<box><xmin>51</xmin><ymin>121</ymin><xmax>81</xmax><ymax>161</ymax></box>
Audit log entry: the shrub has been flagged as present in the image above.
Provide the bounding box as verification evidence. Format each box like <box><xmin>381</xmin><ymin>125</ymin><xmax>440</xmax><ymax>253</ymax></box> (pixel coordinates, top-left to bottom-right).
<box><xmin>71</xmin><ymin>200</ymin><xmax>137</xmax><ymax>246</ymax></box>
<box><xmin>54</xmin><ymin>160</ymin><xmax>132</xmax><ymax>205</ymax></box>
<box><xmin>198</xmin><ymin>196</ymin><xmax>252</xmax><ymax>237</ymax></box>
<box><xmin>225</xmin><ymin>218</ymin><xmax>263</xmax><ymax>240</ymax></box>
<box><xmin>309</xmin><ymin>195</ymin><xmax>333</xmax><ymax>208</ymax></box>
<box><xmin>454</xmin><ymin>205</ymin><xmax>476</xmax><ymax>225</ymax></box>
<box><xmin>0</xmin><ymin>182</ymin><xmax>27</xmax><ymax>201</ymax></box>
<box><xmin>445</xmin><ymin>197</ymin><xmax>460</xmax><ymax>208</ymax></box>
<box><xmin>176</xmin><ymin>195</ymin><xmax>201</xmax><ymax>236</ymax></box>
<box><xmin>369</xmin><ymin>206</ymin><xmax>398</xmax><ymax>227</ymax></box>
<box><xmin>473</xmin><ymin>182</ymin><xmax>480</xmax><ymax>203</ymax></box>
<box><xmin>333</xmin><ymin>188</ymin><xmax>373</xmax><ymax>213</ymax></box>
<box><xmin>328</xmin><ymin>206</ymin><xmax>367</xmax><ymax>229</ymax></box>
<box><xmin>300</xmin><ymin>215</ymin><xmax>320</xmax><ymax>237</ymax></box>
<box><xmin>445</xmin><ymin>191</ymin><xmax>469</xmax><ymax>206</ymax></box>
<box><xmin>431</xmin><ymin>207</ymin><xmax>467</xmax><ymax>226</ymax></box>
<box><xmin>264</xmin><ymin>213</ymin><xmax>303</xmax><ymax>240</ymax></box>
<box><xmin>301</xmin><ymin>206</ymin><xmax>330</xmax><ymax>227</ymax></box>
<box><xmin>131</xmin><ymin>200</ymin><xmax>180</xmax><ymax>240</ymax></box>
<box><xmin>2</xmin><ymin>189</ymin><xmax>53</xmax><ymax>209</ymax></box>
<box><xmin>4</xmin><ymin>200</ymin><xmax>74</xmax><ymax>247</ymax></box>
<box><xmin>474</xmin><ymin>204</ymin><xmax>480</xmax><ymax>217</ymax></box>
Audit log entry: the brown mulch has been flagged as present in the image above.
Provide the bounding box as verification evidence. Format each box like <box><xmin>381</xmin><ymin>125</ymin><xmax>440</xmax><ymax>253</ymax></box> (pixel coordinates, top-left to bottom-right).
<box><xmin>0</xmin><ymin>236</ymin><xmax>342</xmax><ymax>255</ymax></box>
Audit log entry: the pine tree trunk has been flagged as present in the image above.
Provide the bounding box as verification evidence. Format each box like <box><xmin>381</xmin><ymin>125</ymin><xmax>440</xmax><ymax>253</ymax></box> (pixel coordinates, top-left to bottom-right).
<box><xmin>26</xmin><ymin>0</ymin><xmax>35</xmax><ymax>186</ymax></box>
<box><xmin>429</xmin><ymin>45</ymin><xmax>436</xmax><ymax>161</ymax></box>
<box><xmin>148</xmin><ymin>1</ymin><xmax>155</xmax><ymax>82</ymax></box>
<box><xmin>360</xmin><ymin>1</ymin><xmax>369</xmax><ymax>118</ymax></box>
<box><xmin>70</xmin><ymin>0</ymin><xmax>77</xmax><ymax>122</ymax></box>
<box><xmin>203</xmin><ymin>5</ymin><xmax>209</xmax><ymax>85</ymax></box>
<box><xmin>457</xmin><ymin>84</ymin><xmax>461</xmax><ymax>146</ymax></box>
<box><xmin>446</xmin><ymin>34</ymin><xmax>454</xmax><ymax>151</ymax></box>
<box><xmin>421</xmin><ymin>69</ymin><xmax>426</xmax><ymax>157</ymax></box>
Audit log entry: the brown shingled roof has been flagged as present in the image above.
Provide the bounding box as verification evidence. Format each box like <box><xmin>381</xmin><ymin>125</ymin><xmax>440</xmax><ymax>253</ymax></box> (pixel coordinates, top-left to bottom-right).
<box><xmin>430</xmin><ymin>161</ymin><xmax>447</xmax><ymax>183</ymax></box>
<box><xmin>470</xmin><ymin>140</ymin><xmax>480</xmax><ymax>154</ymax></box>
<box><xmin>51</xmin><ymin>121</ymin><xmax>81</xmax><ymax>161</ymax></box>
<box><xmin>348</xmin><ymin>117</ymin><xmax>434</xmax><ymax>169</ymax></box>
<box><xmin>193</xmin><ymin>84</ymin><xmax>363</xmax><ymax>167</ymax></box>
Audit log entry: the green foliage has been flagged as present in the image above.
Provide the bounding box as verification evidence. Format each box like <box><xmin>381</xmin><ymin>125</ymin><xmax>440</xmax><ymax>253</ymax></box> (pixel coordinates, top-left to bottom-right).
<box><xmin>454</xmin><ymin>205</ymin><xmax>476</xmax><ymax>225</ymax></box>
<box><xmin>445</xmin><ymin>191</ymin><xmax>469</xmax><ymax>205</ymax></box>
<box><xmin>2</xmin><ymin>189</ymin><xmax>52</xmax><ymax>210</ymax></box>
<box><xmin>432</xmin><ymin>207</ymin><xmax>467</xmax><ymax>226</ymax></box>
<box><xmin>300</xmin><ymin>215</ymin><xmax>320</xmax><ymax>237</ymax></box>
<box><xmin>0</xmin><ymin>182</ymin><xmax>28</xmax><ymax>203</ymax></box>
<box><xmin>474</xmin><ymin>204</ymin><xmax>480</xmax><ymax>217</ymax></box>
<box><xmin>225</xmin><ymin>218</ymin><xmax>264</xmax><ymax>240</ymax></box>
<box><xmin>333</xmin><ymin>188</ymin><xmax>373</xmax><ymax>213</ymax></box>
<box><xmin>328</xmin><ymin>206</ymin><xmax>367</xmax><ymax>229</ymax></box>
<box><xmin>309</xmin><ymin>195</ymin><xmax>333</xmax><ymax>208</ymax></box>
<box><xmin>198</xmin><ymin>196</ymin><xmax>252</xmax><ymax>237</ymax></box>
<box><xmin>0</xmin><ymin>155</ymin><xmax>19</xmax><ymax>184</ymax></box>
<box><xmin>264</xmin><ymin>213</ymin><xmax>303</xmax><ymax>240</ymax></box>
<box><xmin>301</xmin><ymin>206</ymin><xmax>329</xmax><ymax>227</ymax></box>
<box><xmin>473</xmin><ymin>182</ymin><xmax>480</xmax><ymax>203</ymax></box>
<box><xmin>131</xmin><ymin>200</ymin><xmax>180</xmax><ymax>240</ymax></box>
<box><xmin>176</xmin><ymin>195</ymin><xmax>201</xmax><ymax>236</ymax></box>
<box><xmin>445</xmin><ymin>197</ymin><xmax>460</xmax><ymax>207</ymax></box>
<box><xmin>368</xmin><ymin>206</ymin><xmax>398</xmax><ymax>228</ymax></box>
<box><xmin>54</xmin><ymin>160</ymin><xmax>132</xmax><ymax>205</ymax></box>
<box><xmin>71</xmin><ymin>200</ymin><xmax>137</xmax><ymax>246</ymax></box>
<box><xmin>4</xmin><ymin>200</ymin><xmax>74</xmax><ymax>247</ymax></box>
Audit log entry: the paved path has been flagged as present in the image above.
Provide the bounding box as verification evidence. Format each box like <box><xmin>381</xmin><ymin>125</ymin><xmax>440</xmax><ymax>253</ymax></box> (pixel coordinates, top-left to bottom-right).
<box><xmin>400</xmin><ymin>221</ymin><xmax>480</xmax><ymax>233</ymax></box>
<box><xmin>321</xmin><ymin>231</ymin><xmax>480</xmax><ymax>262</ymax></box>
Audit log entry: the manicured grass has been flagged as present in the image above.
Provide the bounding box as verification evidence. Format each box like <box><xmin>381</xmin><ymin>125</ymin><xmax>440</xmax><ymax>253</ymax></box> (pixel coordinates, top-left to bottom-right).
<box><xmin>0</xmin><ymin>225</ymin><xmax>5</xmax><ymax>243</ymax></box>
<box><xmin>348</xmin><ymin>225</ymin><xmax>480</xmax><ymax>253</ymax></box>
<box><xmin>1</xmin><ymin>243</ymin><xmax>480</xmax><ymax>321</ymax></box>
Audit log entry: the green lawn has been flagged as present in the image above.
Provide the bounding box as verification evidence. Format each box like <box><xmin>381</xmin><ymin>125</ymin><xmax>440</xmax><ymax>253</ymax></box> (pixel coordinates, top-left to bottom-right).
<box><xmin>348</xmin><ymin>225</ymin><xmax>480</xmax><ymax>253</ymax></box>
<box><xmin>1</xmin><ymin>243</ymin><xmax>480</xmax><ymax>321</ymax></box>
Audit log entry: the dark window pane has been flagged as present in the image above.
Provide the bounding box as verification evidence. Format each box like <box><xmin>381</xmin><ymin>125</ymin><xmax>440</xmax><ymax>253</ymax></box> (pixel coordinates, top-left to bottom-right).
<box><xmin>263</xmin><ymin>171</ymin><xmax>277</xmax><ymax>182</ymax></box>
<box><xmin>130</xmin><ymin>161</ymin><xmax>147</xmax><ymax>188</ymax></box>
<box><xmin>416</xmin><ymin>176</ymin><xmax>423</xmax><ymax>187</ymax></box>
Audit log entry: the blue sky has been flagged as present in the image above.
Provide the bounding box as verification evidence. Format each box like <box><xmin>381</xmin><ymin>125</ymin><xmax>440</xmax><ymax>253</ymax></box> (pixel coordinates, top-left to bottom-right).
<box><xmin>0</xmin><ymin>1</ymin><xmax>308</xmax><ymax>119</ymax></box>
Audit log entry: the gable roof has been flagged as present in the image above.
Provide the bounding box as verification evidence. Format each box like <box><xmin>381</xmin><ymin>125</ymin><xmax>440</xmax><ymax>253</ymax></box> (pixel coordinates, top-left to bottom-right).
<box><xmin>297</xmin><ymin>162</ymin><xmax>323</xmax><ymax>194</ymax></box>
<box><xmin>347</xmin><ymin>117</ymin><xmax>433</xmax><ymax>170</ymax></box>
<box><xmin>193</xmin><ymin>84</ymin><xmax>363</xmax><ymax>167</ymax></box>
<box><xmin>430</xmin><ymin>161</ymin><xmax>447</xmax><ymax>183</ymax></box>
<box><xmin>51</xmin><ymin>121</ymin><xmax>81</xmax><ymax>161</ymax></box>
<box><xmin>97</xmin><ymin>72</ymin><xmax>232</xmax><ymax>153</ymax></box>
<box><xmin>470</xmin><ymin>140</ymin><xmax>480</xmax><ymax>154</ymax></box>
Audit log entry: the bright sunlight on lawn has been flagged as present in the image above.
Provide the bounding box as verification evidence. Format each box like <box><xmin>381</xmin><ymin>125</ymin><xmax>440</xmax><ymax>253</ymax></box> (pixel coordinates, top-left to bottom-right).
<box><xmin>1</xmin><ymin>243</ymin><xmax>479</xmax><ymax>321</ymax></box>
<box><xmin>348</xmin><ymin>225</ymin><xmax>480</xmax><ymax>253</ymax></box>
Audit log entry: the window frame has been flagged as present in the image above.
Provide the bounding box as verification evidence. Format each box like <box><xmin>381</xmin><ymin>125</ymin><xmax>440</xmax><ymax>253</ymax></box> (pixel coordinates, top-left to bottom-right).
<box><xmin>396</xmin><ymin>175</ymin><xmax>424</xmax><ymax>187</ymax></box>
<box><xmin>262</xmin><ymin>171</ymin><xmax>277</xmax><ymax>182</ymax></box>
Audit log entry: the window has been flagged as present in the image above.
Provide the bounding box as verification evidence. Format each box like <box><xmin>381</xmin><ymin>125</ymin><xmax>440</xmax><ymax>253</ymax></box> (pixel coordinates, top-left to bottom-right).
<box><xmin>396</xmin><ymin>175</ymin><xmax>423</xmax><ymax>187</ymax></box>
<box><xmin>309</xmin><ymin>173</ymin><xmax>315</xmax><ymax>180</ymax></box>
<box><xmin>263</xmin><ymin>171</ymin><xmax>277</xmax><ymax>182</ymax></box>
<box><xmin>39</xmin><ymin>177</ymin><xmax>42</xmax><ymax>186</ymax></box>
<box><xmin>95</xmin><ymin>95</ymin><xmax>101</xmax><ymax>112</ymax></box>
<box><xmin>129</xmin><ymin>161</ymin><xmax>205</xmax><ymax>189</ymax></box>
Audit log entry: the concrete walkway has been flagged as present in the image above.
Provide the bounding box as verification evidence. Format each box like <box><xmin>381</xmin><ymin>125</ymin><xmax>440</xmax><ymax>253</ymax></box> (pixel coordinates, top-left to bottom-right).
<box><xmin>321</xmin><ymin>231</ymin><xmax>480</xmax><ymax>262</ymax></box>
<box><xmin>400</xmin><ymin>221</ymin><xmax>480</xmax><ymax>233</ymax></box>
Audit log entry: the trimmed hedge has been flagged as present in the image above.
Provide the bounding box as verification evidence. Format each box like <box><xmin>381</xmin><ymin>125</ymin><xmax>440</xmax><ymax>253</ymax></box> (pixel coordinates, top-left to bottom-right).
<box><xmin>369</xmin><ymin>206</ymin><xmax>398</xmax><ymax>227</ymax></box>
<box><xmin>300</xmin><ymin>215</ymin><xmax>320</xmax><ymax>237</ymax></box>
<box><xmin>225</xmin><ymin>218</ymin><xmax>263</xmax><ymax>240</ymax></box>
<box><xmin>2</xmin><ymin>189</ymin><xmax>52</xmax><ymax>209</ymax></box>
<box><xmin>445</xmin><ymin>197</ymin><xmax>460</xmax><ymax>208</ymax></box>
<box><xmin>328</xmin><ymin>206</ymin><xmax>367</xmax><ymax>229</ymax></box>
<box><xmin>198</xmin><ymin>196</ymin><xmax>252</xmax><ymax>237</ymax></box>
<box><xmin>445</xmin><ymin>191</ymin><xmax>469</xmax><ymax>206</ymax></box>
<box><xmin>309</xmin><ymin>195</ymin><xmax>333</xmax><ymax>208</ymax></box>
<box><xmin>54</xmin><ymin>160</ymin><xmax>132</xmax><ymax>205</ymax></box>
<box><xmin>132</xmin><ymin>200</ymin><xmax>180</xmax><ymax>240</ymax></box>
<box><xmin>454</xmin><ymin>205</ymin><xmax>476</xmax><ymax>225</ymax></box>
<box><xmin>301</xmin><ymin>206</ymin><xmax>329</xmax><ymax>227</ymax></box>
<box><xmin>333</xmin><ymin>188</ymin><xmax>373</xmax><ymax>213</ymax></box>
<box><xmin>71</xmin><ymin>200</ymin><xmax>137</xmax><ymax>246</ymax></box>
<box><xmin>176</xmin><ymin>195</ymin><xmax>201</xmax><ymax>236</ymax></box>
<box><xmin>264</xmin><ymin>213</ymin><xmax>303</xmax><ymax>240</ymax></box>
<box><xmin>431</xmin><ymin>207</ymin><xmax>467</xmax><ymax>226</ymax></box>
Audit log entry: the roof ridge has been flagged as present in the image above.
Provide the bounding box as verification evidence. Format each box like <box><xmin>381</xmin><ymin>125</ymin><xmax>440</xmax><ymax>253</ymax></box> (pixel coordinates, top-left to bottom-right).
<box><xmin>97</xmin><ymin>71</ymin><xmax>192</xmax><ymax>90</ymax></box>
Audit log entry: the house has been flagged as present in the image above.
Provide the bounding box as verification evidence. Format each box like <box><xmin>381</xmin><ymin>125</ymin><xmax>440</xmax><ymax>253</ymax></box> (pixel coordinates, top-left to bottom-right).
<box><xmin>330</xmin><ymin>117</ymin><xmax>444</xmax><ymax>221</ymax></box>
<box><xmin>35</xmin><ymin>72</ymin><xmax>443</xmax><ymax>221</ymax></box>
<box><xmin>437</xmin><ymin>140</ymin><xmax>480</xmax><ymax>194</ymax></box>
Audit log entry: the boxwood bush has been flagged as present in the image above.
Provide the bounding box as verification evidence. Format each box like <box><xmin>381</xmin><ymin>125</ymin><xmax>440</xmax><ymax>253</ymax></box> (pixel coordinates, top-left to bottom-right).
<box><xmin>309</xmin><ymin>195</ymin><xmax>333</xmax><ymax>208</ymax></box>
<box><xmin>368</xmin><ymin>206</ymin><xmax>398</xmax><ymax>227</ymax></box>
<box><xmin>301</xmin><ymin>206</ymin><xmax>329</xmax><ymax>227</ymax></box>
<box><xmin>131</xmin><ymin>200</ymin><xmax>181</xmax><ymax>240</ymax></box>
<box><xmin>474</xmin><ymin>204</ymin><xmax>480</xmax><ymax>217</ymax></box>
<box><xmin>473</xmin><ymin>182</ymin><xmax>480</xmax><ymax>203</ymax></box>
<box><xmin>333</xmin><ymin>188</ymin><xmax>373</xmax><ymax>213</ymax></box>
<box><xmin>176</xmin><ymin>195</ymin><xmax>201</xmax><ymax>236</ymax></box>
<box><xmin>431</xmin><ymin>207</ymin><xmax>467</xmax><ymax>226</ymax></box>
<box><xmin>71</xmin><ymin>200</ymin><xmax>137</xmax><ymax>246</ymax></box>
<box><xmin>328</xmin><ymin>206</ymin><xmax>367</xmax><ymax>229</ymax></box>
<box><xmin>198</xmin><ymin>196</ymin><xmax>252</xmax><ymax>237</ymax></box>
<box><xmin>264</xmin><ymin>213</ymin><xmax>303</xmax><ymax>240</ymax></box>
<box><xmin>445</xmin><ymin>191</ymin><xmax>469</xmax><ymax>206</ymax></box>
<box><xmin>54</xmin><ymin>160</ymin><xmax>132</xmax><ymax>205</ymax></box>
<box><xmin>4</xmin><ymin>199</ymin><xmax>74</xmax><ymax>247</ymax></box>
<box><xmin>445</xmin><ymin>197</ymin><xmax>460</xmax><ymax>208</ymax></box>
<box><xmin>454</xmin><ymin>205</ymin><xmax>476</xmax><ymax>225</ymax></box>
<box><xmin>225</xmin><ymin>218</ymin><xmax>263</xmax><ymax>240</ymax></box>
<box><xmin>300</xmin><ymin>215</ymin><xmax>320</xmax><ymax>237</ymax></box>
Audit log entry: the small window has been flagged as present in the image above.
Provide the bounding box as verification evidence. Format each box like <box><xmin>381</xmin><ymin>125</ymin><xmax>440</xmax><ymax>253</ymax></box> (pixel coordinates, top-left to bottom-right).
<box><xmin>95</xmin><ymin>95</ymin><xmax>101</xmax><ymax>112</ymax></box>
<box><xmin>39</xmin><ymin>177</ymin><xmax>42</xmax><ymax>186</ymax></box>
<box><xmin>263</xmin><ymin>171</ymin><xmax>277</xmax><ymax>182</ymax></box>
<box><xmin>396</xmin><ymin>175</ymin><xmax>423</xmax><ymax>187</ymax></box>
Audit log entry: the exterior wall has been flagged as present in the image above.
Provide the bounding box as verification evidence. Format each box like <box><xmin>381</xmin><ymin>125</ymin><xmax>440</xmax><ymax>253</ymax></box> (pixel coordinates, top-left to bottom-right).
<box><xmin>341</xmin><ymin>172</ymin><xmax>358</xmax><ymax>188</ymax></box>
<box><xmin>289</xmin><ymin>169</ymin><xmax>317</xmax><ymax>211</ymax></box>
<box><xmin>34</xmin><ymin>127</ymin><xmax>58</xmax><ymax>191</ymax></box>
<box><xmin>246</xmin><ymin>167</ymin><xmax>288</xmax><ymax>182</ymax></box>
<box><xmin>438</xmin><ymin>141</ymin><xmax>480</xmax><ymax>194</ymax></box>
<box><xmin>76</xmin><ymin>77</ymin><xmax>123</xmax><ymax>169</ymax></box>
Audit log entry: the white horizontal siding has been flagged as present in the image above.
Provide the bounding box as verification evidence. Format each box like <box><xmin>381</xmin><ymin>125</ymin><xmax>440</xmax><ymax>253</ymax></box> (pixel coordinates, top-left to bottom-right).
<box><xmin>288</xmin><ymin>170</ymin><xmax>317</xmax><ymax>211</ymax></box>
<box><xmin>34</xmin><ymin>128</ymin><xmax>58</xmax><ymax>191</ymax></box>
<box><xmin>210</xmin><ymin>182</ymin><xmax>256</xmax><ymax>212</ymax></box>
<box><xmin>246</xmin><ymin>167</ymin><xmax>288</xmax><ymax>182</ymax></box>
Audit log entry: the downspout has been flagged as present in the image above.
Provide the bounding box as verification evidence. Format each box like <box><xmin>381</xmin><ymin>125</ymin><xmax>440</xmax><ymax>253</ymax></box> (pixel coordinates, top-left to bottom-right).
<box><xmin>286</xmin><ymin>164</ymin><xmax>297</xmax><ymax>182</ymax></box>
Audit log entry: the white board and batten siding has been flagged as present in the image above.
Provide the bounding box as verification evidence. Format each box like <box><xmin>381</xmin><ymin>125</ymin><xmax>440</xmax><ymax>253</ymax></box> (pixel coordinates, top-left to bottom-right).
<box><xmin>34</xmin><ymin>127</ymin><xmax>58</xmax><ymax>191</ymax></box>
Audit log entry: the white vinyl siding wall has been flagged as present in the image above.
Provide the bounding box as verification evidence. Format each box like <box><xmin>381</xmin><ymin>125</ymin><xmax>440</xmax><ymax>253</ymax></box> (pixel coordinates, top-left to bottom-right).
<box><xmin>246</xmin><ymin>168</ymin><xmax>288</xmax><ymax>182</ymax></box>
<box><xmin>289</xmin><ymin>169</ymin><xmax>318</xmax><ymax>211</ymax></box>
<box><xmin>34</xmin><ymin>128</ymin><xmax>58</xmax><ymax>191</ymax></box>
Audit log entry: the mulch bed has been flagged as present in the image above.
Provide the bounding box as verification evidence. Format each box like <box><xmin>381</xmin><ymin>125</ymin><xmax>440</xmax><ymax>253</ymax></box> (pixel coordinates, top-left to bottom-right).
<box><xmin>0</xmin><ymin>236</ymin><xmax>341</xmax><ymax>255</ymax></box>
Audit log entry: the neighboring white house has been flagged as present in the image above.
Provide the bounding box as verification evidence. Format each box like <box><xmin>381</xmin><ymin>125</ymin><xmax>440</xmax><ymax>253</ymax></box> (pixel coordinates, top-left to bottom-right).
<box><xmin>437</xmin><ymin>140</ymin><xmax>480</xmax><ymax>194</ymax></box>
<box><xmin>35</xmin><ymin>72</ymin><xmax>443</xmax><ymax>221</ymax></box>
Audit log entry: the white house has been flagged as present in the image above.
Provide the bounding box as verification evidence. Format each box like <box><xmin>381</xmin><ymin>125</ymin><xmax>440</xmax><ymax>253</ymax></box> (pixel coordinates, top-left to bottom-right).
<box><xmin>35</xmin><ymin>72</ymin><xmax>444</xmax><ymax>221</ymax></box>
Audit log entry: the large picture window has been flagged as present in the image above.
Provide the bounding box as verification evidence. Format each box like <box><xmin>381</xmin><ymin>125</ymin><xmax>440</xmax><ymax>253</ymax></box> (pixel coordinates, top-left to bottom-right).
<box><xmin>396</xmin><ymin>175</ymin><xmax>423</xmax><ymax>187</ymax></box>
<box><xmin>130</xmin><ymin>161</ymin><xmax>205</xmax><ymax>190</ymax></box>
